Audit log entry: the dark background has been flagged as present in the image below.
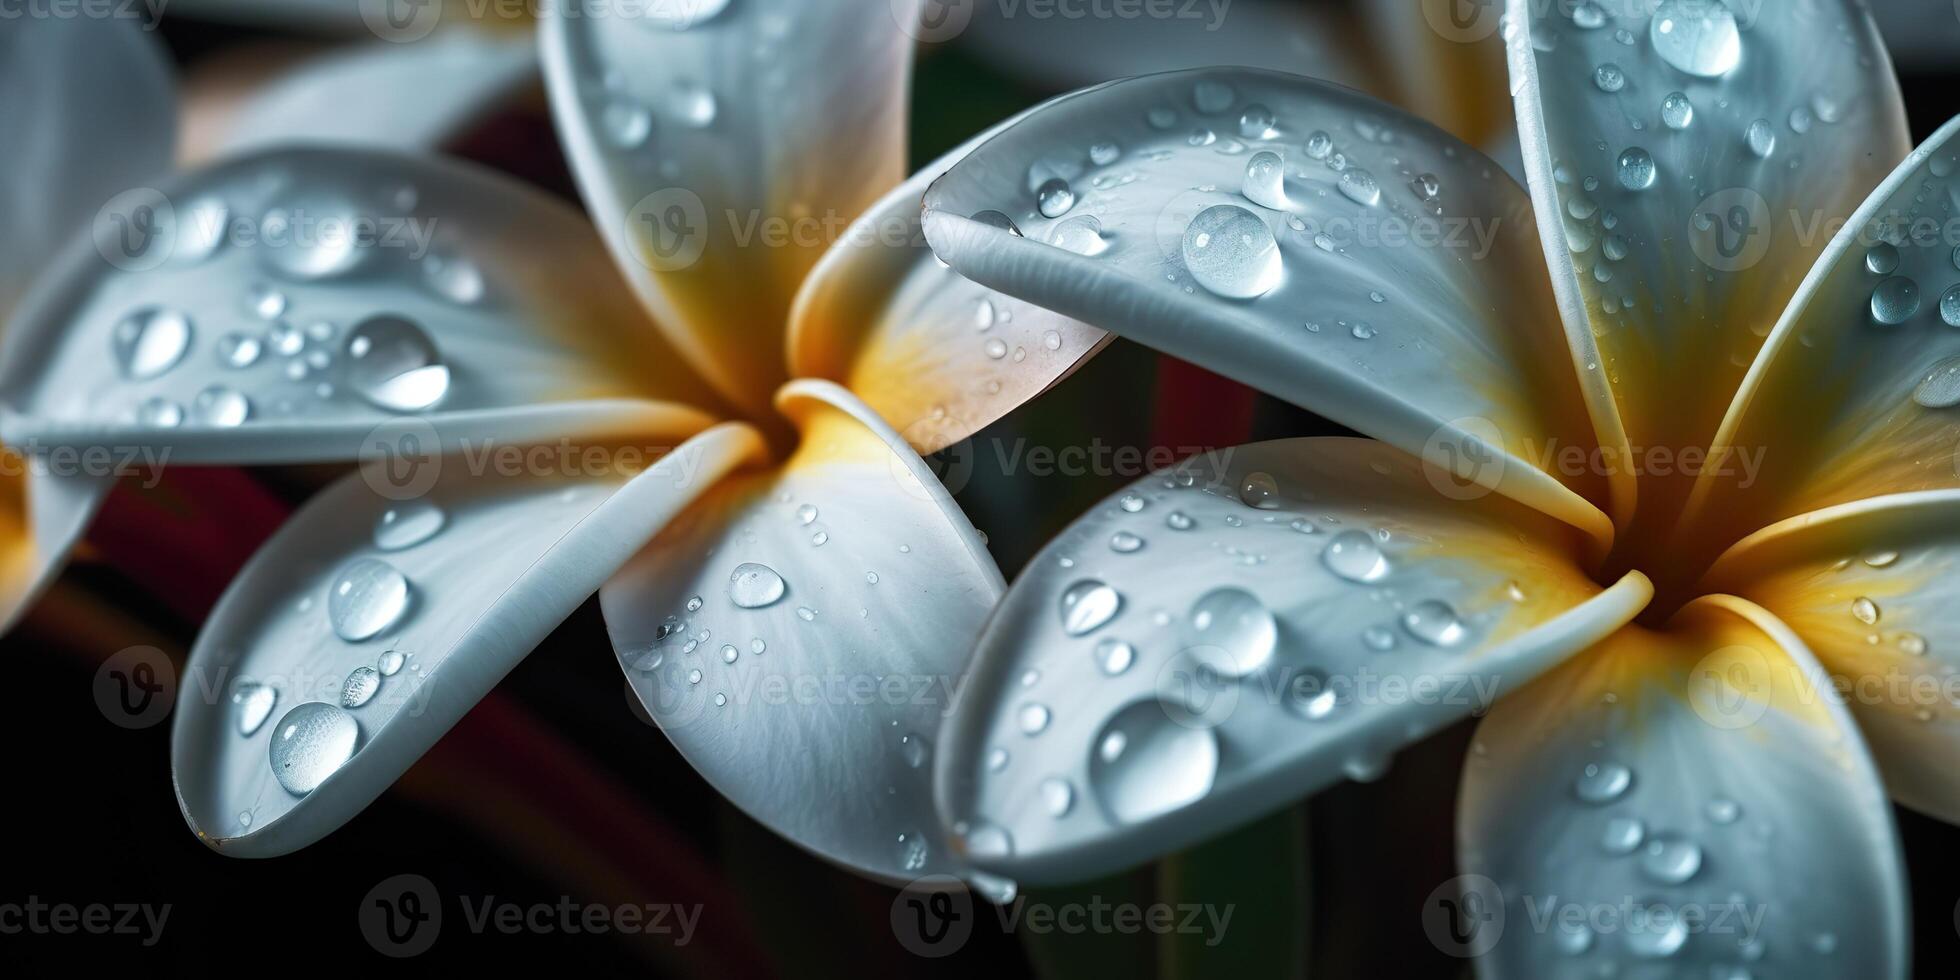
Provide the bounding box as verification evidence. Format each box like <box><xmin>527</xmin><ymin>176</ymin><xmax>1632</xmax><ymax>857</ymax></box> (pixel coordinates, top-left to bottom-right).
<box><xmin>9</xmin><ymin>2</ymin><xmax>1960</xmax><ymax>976</ymax></box>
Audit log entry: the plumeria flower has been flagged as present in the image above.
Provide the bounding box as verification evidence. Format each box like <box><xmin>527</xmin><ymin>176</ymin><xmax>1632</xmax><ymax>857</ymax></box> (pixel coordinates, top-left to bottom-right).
<box><xmin>923</xmin><ymin>0</ymin><xmax>1959</xmax><ymax>970</ymax></box>
<box><xmin>2</xmin><ymin>3</ymin><xmax>1106</xmax><ymax>886</ymax></box>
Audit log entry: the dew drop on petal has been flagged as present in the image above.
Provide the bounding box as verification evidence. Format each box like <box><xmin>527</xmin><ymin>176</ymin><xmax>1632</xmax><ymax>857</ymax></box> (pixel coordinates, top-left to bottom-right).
<box><xmin>1401</xmin><ymin>600</ymin><xmax>1466</xmax><ymax>646</ymax></box>
<box><xmin>1180</xmin><ymin>204</ymin><xmax>1281</xmax><ymax>299</ymax></box>
<box><xmin>341</xmin><ymin>666</ymin><xmax>381</xmax><ymax>708</ymax></box>
<box><xmin>1187</xmin><ymin>587</ymin><xmax>1278</xmax><ymax>677</ymax></box>
<box><xmin>112</xmin><ymin>307</ymin><xmax>192</xmax><ymax>379</ymax></box>
<box><xmin>1094</xmin><ymin>637</ymin><xmax>1135</xmax><ymax>675</ymax></box>
<box><xmin>233</xmin><ymin>682</ymin><xmax>278</xmax><ymax>736</ymax></box>
<box><xmin>328</xmin><ymin>558</ymin><xmax>411</xmax><ymax>641</ymax></box>
<box><xmin>374</xmin><ymin>501</ymin><xmax>446</xmax><ymax>550</ymax></box>
<box><xmin>1090</xmin><ymin>700</ymin><xmax>1219</xmax><ymax>823</ymax></box>
<box><xmin>1322</xmin><ymin>530</ymin><xmax>1389</xmax><ymax>583</ymax></box>
<box><xmin>1912</xmin><ymin>356</ymin><xmax>1960</xmax><ymax>408</ymax></box>
<box><xmin>268</xmin><ymin>702</ymin><xmax>359</xmax><ymax>795</ymax></box>
<box><xmin>1871</xmin><ymin>277</ymin><xmax>1920</xmax><ymax>324</ymax></box>
<box><xmin>728</xmin><ymin>562</ymin><xmax>787</xmax><ymax>608</ymax></box>
<box><xmin>1574</xmin><ymin>761</ymin><xmax>1633</xmax><ymax>803</ymax></box>
<box><xmin>1660</xmin><ymin>92</ymin><xmax>1695</xmax><ymax>130</ymax></box>
<box><xmin>1640</xmin><ymin>833</ymin><xmax>1704</xmax><ymax>884</ymax></box>
<box><xmin>1060</xmin><ymin>580</ymin><xmax>1122</xmax><ymax>636</ymax></box>
<box><xmin>1649</xmin><ymin>0</ymin><xmax>1742</xmax><ymax>77</ymax></box>
<box><xmin>345</xmin><ymin>315</ymin><xmax>450</xmax><ymax>411</ymax></box>
<box><xmin>1241</xmin><ymin>150</ymin><xmax>1286</xmax><ymax>209</ymax></box>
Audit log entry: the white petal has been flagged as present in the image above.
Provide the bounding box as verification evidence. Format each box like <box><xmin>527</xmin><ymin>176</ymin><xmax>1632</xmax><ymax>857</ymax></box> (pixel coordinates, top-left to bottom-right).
<box><xmin>0</xmin><ymin>147</ymin><xmax>722</xmax><ymax>464</ymax></box>
<box><xmin>1505</xmin><ymin>0</ymin><xmax>1909</xmax><ymax>475</ymax></box>
<box><xmin>0</xmin><ymin>16</ymin><xmax>174</xmax><ymax>320</ymax></box>
<box><xmin>602</xmin><ymin>380</ymin><xmax>1005</xmax><ymax>883</ymax></box>
<box><xmin>922</xmin><ymin>68</ymin><xmax>1615</xmax><ymax>547</ymax></box>
<box><xmin>1684</xmin><ymin>118</ymin><xmax>1960</xmax><ymax>545</ymax></box>
<box><xmin>1704</xmin><ymin>489</ymin><xmax>1960</xmax><ymax>824</ymax></box>
<box><xmin>788</xmin><ymin>112</ymin><xmax>1109</xmax><ymax>455</ymax></box>
<box><xmin>1459</xmin><ymin>595</ymin><xmax>1905</xmax><ymax>977</ymax></box>
<box><xmin>172</xmin><ymin>423</ymin><xmax>766</xmax><ymax>855</ymax></box>
<box><xmin>217</xmin><ymin>34</ymin><xmax>538</xmax><ymax>159</ymax></box>
<box><xmin>540</xmin><ymin>0</ymin><xmax>921</xmax><ymax>417</ymax></box>
<box><xmin>935</xmin><ymin>436</ymin><xmax>1650</xmax><ymax>884</ymax></box>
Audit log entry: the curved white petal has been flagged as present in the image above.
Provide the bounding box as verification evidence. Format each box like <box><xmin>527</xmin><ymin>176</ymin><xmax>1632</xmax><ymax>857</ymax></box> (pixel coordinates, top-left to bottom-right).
<box><xmin>1704</xmin><ymin>490</ymin><xmax>1960</xmax><ymax>825</ymax></box>
<box><xmin>1505</xmin><ymin>0</ymin><xmax>1909</xmax><ymax>489</ymax></box>
<box><xmin>956</xmin><ymin>0</ymin><xmax>1364</xmax><ymax>93</ymax></box>
<box><xmin>788</xmin><ymin>112</ymin><xmax>1108</xmax><ymax>455</ymax></box>
<box><xmin>0</xmin><ymin>16</ymin><xmax>175</xmax><ymax>320</ymax></box>
<box><xmin>934</xmin><ymin>436</ymin><xmax>1651</xmax><ymax>885</ymax></box>
<box><xmin>218</xmin><ymin>33</ymin><xmax>539</xmax><ymax>158</ymax></box>
<box><xmin>540</xmin><ymin>0</ymin><xmax>922</xmax><ymax>417</ymax></box>
<box><xmin>1459</xmin><ymin>595</ymin><xmax>1906</xmax><ymax>977</ymax></box>
<box><xmin>1684</xmin><ymin>117</ymin><xmax>1960</xmax><ymax>544</ymax></box>
<box><xmin>922</xmin><ymin>68</ymin><xmax>1615</xmax><ymax>548</ymax></box>
<box><xmin>602</xmin><ymin>380</ymin><xmax>1004</xmax><ymax>884</ymax></box>
<box><xmin>0</xmin><ymin>146</ymin><xmax>723</xmax><ymax>464</ymax></box>
<box><xmin>172</xmin><ymin>423</ymin><xmax>766</xmax><ymax>855</ymax></box>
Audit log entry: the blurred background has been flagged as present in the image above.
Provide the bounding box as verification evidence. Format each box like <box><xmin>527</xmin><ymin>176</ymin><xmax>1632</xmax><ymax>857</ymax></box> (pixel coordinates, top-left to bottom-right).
<box><xmin>10</xmin><ymin>0</ymin><xmax>1960</xmax><ymax>975</ymax></box>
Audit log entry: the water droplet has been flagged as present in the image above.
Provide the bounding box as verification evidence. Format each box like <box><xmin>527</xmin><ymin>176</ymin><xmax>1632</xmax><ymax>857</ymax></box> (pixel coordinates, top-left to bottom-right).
<box><xmin>1409</xmin><ymin>172</ymin><xmax>1441</xmax><ymax>200</ymax></box>
<box><xmin>112</xmin><ymin>307</ymin><xmax>192</xmax><ymax>380</ymax></box>
<box><xmin>1238</xmin><ymin>471</ymin><xmax>1281</xmax><ymax>509</ymax></box>
<box><xmin>685</xmin><ymin>595</ymin><xmax>703</xmax><ymax>612</ymax></box>
<box><xmin>341</xmin><ymin>666</ymin><xmax>381</xmax><ymax>708</ymax></box>
<box><xmin>1322</xmin><ymin>530</ymin><xmax>1389</xmax><ymax>583</ymax></box>
<box><xmin>268</xmin><ymin>702</ymin><xmax>359</xmax><ymax>795</ymax></box>
<box><xmin>1187</xmin><ymin>587</ymin><xmax>1278</xmax><ymax>677</ymax></box>
<box><xmin>971</xmin><ymin>210</ymin><xmax>1024</xmax><ymax>237</ymax></box>
<box><xmin>1109</xmin><ymin>531</ymin><xmax>1145</xmax><ymax>553</ymax></box>
<box><xmin>378</xmin><ymin>650</ymin><xmax>405</xmax><ymax>676</ymax></box>
<box><xmin>1285</xmin><ymin>669</ymin><xmax>1339</xmax><ymax>720</ymax></box>
<box><xmin>1602</xmin><ymin>816</ymin><xmax>1646</xmax><ymax>854</ymax></box>
<box><xmin>250</xmin><ymin>284</ymin><xmax>288</xmax><ymax>320</ymax></box>
<box><xmin>328</xmin><ymin>558</ymin><xmax>411</xmax><ymax>641</ymax></box>
<box><xmin>233</xmin><ymin>682</ymin><xmax>278</xmax><ymax>736</ymax></box>
<box><xmin>1040</xmin><ymin>777</ymin><xmax>1075</xmax><ymax>816</ymax></box>
<box><xmin>720</xmin><ymin>644</ymin><xmax>738</xmax><ymax>664</ymax></box>
<box><xmin>1166</xmin><ymin>511</ymin><xmax>1194</xmax><ymax>531</ymax></box>
<box><xmin>423</xmin><ymin>253</ymin><xmax>485</xmax><ymax>305</ymax></box>
<box><xmin>1640</xmin><ymin>833</ymin><xmax>1703</xmax><ymax>884</ymax></box>
<box><xmin>217</xmin><ymin>332</ymin><xmax>262</xmax><ymax>369</ymax></box>
<box><xmin>190</xmin><ymin>385</ymin><xmax>251</xmax><ymax>427</ymax></box>
<box><xmin>1118</xmin><ymin>493</ymin><xmax>1147</xmax><ymax>513</ymax></box>
<box><xmin>374</xmin><ymin>501</ymin><xmax>445</xmax><ymax>550</ymax></box>
<box><xmin>1661</xmin><ymin>91</ymin><xmax>1695</xmax><ymax>129</ymax></box>
<box><xmin>1090</xmin><ymin>699</ymin><xmax>1219</xmax><ymax>823</ymax></box>
<box><xmin>261</xmin><ymin>196</ymin><xmax>368</xmax><ymax>280</ymax></box>
<box><xmin>896</xmin><ymin>831</ymin><xmax>929</xmax><ymax>871</ymax></box>
<box><xmin>1865</xmin><ymin>243</ymin><xmax>1900</xmax><ymax>274</ymax></box>
<box><xmin>1060</xmin><ymin>580</ymin><xmax>1122</xmax><ymax>636</ymax></box>
<box><xmin>1049</xmin><ymin>214</ymin><xmax>1108</xmax><ymax>256</ymax></box>
<box><xmin>1402</xmin><ymin>600</ymin><xmax>1466</xmax><ymax>646</ymax></box>
<box><xmin>1089</xmin><ymin>141</ymin><xmax>1123</xmax><ymax>166</ymax></box>
<box><xmin>1337</xmin><ymin>168</ymin><xmax>1382</xmax><ymax>207</ymax></box>
<box><xmin>795</xmin><ymin>606</ymin><xmax>817</xmax><ymax>622</ymax></box>
<box><xmin>1706</xmin><ymin>797</ymin><xmax>1741</xmax><ymax>824</ymax></box>
<box><xmin>1036</xmin><ymin>178</ymin><xmax>1076</xmax><ymax>218</ymax></box>
<box><xmin>344</xmin><ymin>315</ymin><xmax>450</xmax><ymax>411</ymax></box>
<box><xmin>1744</xmin><ymin>118</ymin><xmax>1776</xmax><ymax>158</ymax></box>
<box><xmin>1019</xmin><ymin>703</ymin><xmax>1052</xmax><ymax>735</ymax></box>
<box><xmin>1593</xmin><ymin>63</ymin><xmax>1626</xmax><ymax>93</ymax></box>
<box><xmin>1625</xmin><ymin>899</ymin><xmax>1689</xmax><ymax>957</ymax></box>
<box><xmin>1181</xmin><ymin>204</ymin><xmax>1281</xmax><ymax>299</ymax></box>
<box><xmin>1095</xmin><ymin>638</ymin><xmax>1135</xmax><ymax>675</ymax></box>
<box><xmin>668</xmin><ymin>80</ymin><xmax>717</xmax><ymax>127</ymax></box>
<box><xmin>1939</xmin><ymin>285</ymin><xmax>1960</xmax><ymax>327</ymax></box>
<box><xmin>1242</xmin><ymin>151</ymin><xmax>1286</xmax><ymax>209</ymax></box>
<box><xmin>986</xmin><ymin>747</ymin><xmax>1010</xmax><ymax>771</ymax></box>
<box><xmin>1616</xmin><ymin>146</ymin><xmax>1656</xmax><ymax>189</ymax></box>
<box><xmin>900</xmin><ymin>732</ymin><xmax>931</xmax><ymax>769</ymax></box>
<box><xmin>601</xmin><ymin>99</ymin><xmax>653</xmax><ymax>147</ymax></box>
<box><xmin>1913</xmin><ymin>357</ymin><xmax>1960</xmax><ymax>408</ymax></box>
<box><xmin>727</xmin><ymin>562</ymin><xmax>787</xmax><ymax>609</ymax></box>
<box><xmin>1575</xmin><ymin>761</ymin><xmax>1632</xmax><ymax>803</ymax></box>
<box><xmin>1851</xmin><ymin>596</ymin><xmax>1880</xmax><ymax>625</ymax></box>
<box><xmin>1649</xmin><ymin>0</ymin><xmax>1742</xmax><ymax>77</ymax></box>
<box><xmin>1871</xmin><ymin>277</ymin><xmax>1920</xmax><ymax>325</ymax></box>
<box><xmin>1304</xmin><ymin>131</ymin><xmax>1333</xmax><ymax>159</ymax></box>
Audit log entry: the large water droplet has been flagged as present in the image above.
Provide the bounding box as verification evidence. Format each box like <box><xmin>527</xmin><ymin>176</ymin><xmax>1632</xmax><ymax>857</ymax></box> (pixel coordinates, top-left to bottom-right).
<box><xmin>233</xmin><ymin>682</ymin><xmax>278</xmax><ymax>736</ymax></box>
<box><xmin>1401</xmin><ymin>600</ymin><xmax>1466</xmax><ymax>646</ymax></box>
<box><xmin>374</xmin><ymin>501</ymin><xmax>446</xmax><ymax>550</ymax></box>
<box><xmin>327</xmin><ymin>558</ymin><xmax>411</xmax><ymax>641</ymax></box>
<box><xmin>1242</xmin><ymin>151</ymin><xmax>1286</xmax><ymax>209</ymax></box>
<box><xmin>1649</xmin><ymin>0</ymin><xmax>1742</xmax><ymax>77</ymax></box>
<box><xmin>268</xmin><ymin>702</ymin><xmax>359</xmax><ymax>795</ymax></box>
<box><xmin>1060</xmin><ymin>580</ymin><xmax>1122</xmax><ymax>635</ymax></box>
<box><xmin>728</xmin><ymin>562</ymin><xmax>787</xmax><ymax>608</ymax></box>
<box><xmin>341</xmin><ymin>666</ymin><xmax>381</xmax><ymax>708</ymax></box>
<box><xmin>345</xmin><ymin>315</ymin><xmax>451</xmax><ymax>411</ymax></box>
<box><xmin>1616</xmin><ymin>147</ymin><xmax>1656</xmax><ymax>190</ymax></box>
<box><xmin>1090</xmin><ymin>699</ymin><xmax>1219</xmax><ymax>823</ymax></box>
<box><xmin>1181</xmin><ymin>204</ymin><xmax>1281</xmax><ymax>299</ymax></box>
<box><xmin>1049</xmin><ymin>215</ymin><xmax>1108</xmax><ymax>256</ymax></box>
<box><xmin>1913</xmin><ymin>357</ymin><xmax>1960</xmax><ymax>408</ymax></box>
<box><xmin>1238</xmin><ymin>471</ymin><xmax>1281</xmax><ymax>509</ymax></box>
<box><xmin>1851</xmin><ymin>596</ymin><xmax>1880</xmax><ymax>625</ymax></box>
<box><xmin>1941</xmin><ymin>285</ymin><xmax>1960</xmax><ymax>327</ymax></box>
<box><xmin>1660</xmin><ymin>91</ymin><xmax>1695</xmax><ymax>129</ymax></box>
<box><xmin>1640</xmin><ymin>833</ymin><xmax>1704</xmax><ymax>884</ymax></box>
<box><xmin>1744</xmin><ymin>118</ymin><xmax>1776</xmax><ymax>158</ymax></box>
<box><xmin>1187</xmin><ymin>587</ymin><xmax>1278</xmax><ymax>677</ymax></box>
<box><xmin>112</xmin><ymin>307</ymin><xmax>192</xmax><ymax>380</ymax></box>
<box><xmin>260</xmin><ymin>197</ymin><xmax>367</xmax><ymax>280</ymax></box>
<box><xmin>1871</xmin><ymin>277</ymin><xmax>1920</xmax><ymax>324</ymax></box>
<box><xmin>1322</xmin><ymin>530</ymin><xmax>1389</xmax><ymax>583</ymax></box>
<box><xmin>1337</xmin><ymin>168</ymin><xmax>1382</xmax><ymax>207</ymax></box>
<box><xmin>1035</xmin><ymin>178</ymin><xmax>1076</xmax><ymax>218</ymax></box>
<box><xmin>1865</xmin><ymin>243</ymin><xmax>1900</xmax><ymax>274</ymax></box>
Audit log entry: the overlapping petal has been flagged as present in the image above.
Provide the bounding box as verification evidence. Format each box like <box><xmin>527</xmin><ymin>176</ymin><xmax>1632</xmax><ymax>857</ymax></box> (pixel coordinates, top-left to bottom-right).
<box><xmin>602</xmin><ymin>381</ymin><xmax>1004</xmax><ymax>883</ymax></box>
<box><xmin>0</xmin><ymin>147</ymin><xmax>722</xmax><ymax>464</ymax></box>
<box><xmin>935</xmin><ymin>436</ymin><xmax>1649</xmax><ymax>884</ymax></box>
<box><xmin>540</xmin><ymin>0</ymin><xmax>923</xmax><ymax>417</ymax></box>
<box><xmin>921</xmin><ymin>68</ymin><xmax>1615</xmax><ymax>546</ymax></box>
<box><xmin>788</xmin><ymin>117</ymin><xmax>1109</xmax><ymax>455</ymax></box>
<box><xmin>1505</xmin><ymin>0</ymin><xmax>1909</xmax><ymax>529</ymax></box>
<box><xmin>172</xmin><ymin>423</ymin><xmax>763</xmax><ymax>855</ymax></box>
<box><xmin>1703</xmin><ymin>490</ymin><xmax>1960</xmax><ymax>823</ymax></box>
<box><xmin>1459</xmin><ymin>595</ymin><xmax>1906</xmax><ymax>976</ymax></box>
<box><xmin>1683</xmin><ymin>118</ymin><xmax>1960</xmax><ymax>544</ymax></box>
